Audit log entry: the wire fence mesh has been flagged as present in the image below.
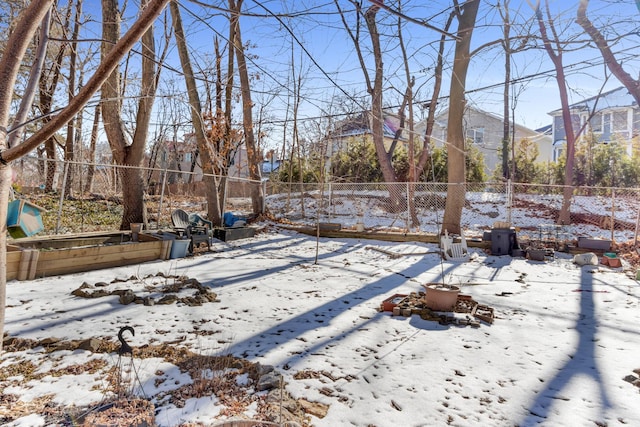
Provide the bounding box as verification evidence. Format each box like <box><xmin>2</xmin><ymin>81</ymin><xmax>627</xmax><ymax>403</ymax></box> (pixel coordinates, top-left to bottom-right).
<box><xmin>9</xmin><ymin>157</ymin><xmax>640</xmax><ymax>245</ymax></box>
<box><xmin>265</xmin><ymin>181</ymin><xmax>640</xmax><ymax>245</ymax></box>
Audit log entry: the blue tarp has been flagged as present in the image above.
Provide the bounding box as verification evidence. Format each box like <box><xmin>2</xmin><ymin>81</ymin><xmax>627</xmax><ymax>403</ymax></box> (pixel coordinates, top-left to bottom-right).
<box><xmin>223</xmin><ymin>212</ymin><xmax>246</xmax><ymax>227</ymax></box>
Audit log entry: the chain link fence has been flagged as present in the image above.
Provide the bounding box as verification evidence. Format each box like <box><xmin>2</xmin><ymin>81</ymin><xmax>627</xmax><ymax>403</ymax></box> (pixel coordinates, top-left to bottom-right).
<box><xmin>265</xmin><ymin>181</ymin><xmax>640</xmax><ymax>245</ymax></box>
<box><xmin>10</xmin><ymin>157</ymin><xmax>258</xmax><ymax>235</ymax></box>
<box><xmin>9</xmin><ymin>157</ymin><xmax>640</xmax><ymax>245</ymax></box>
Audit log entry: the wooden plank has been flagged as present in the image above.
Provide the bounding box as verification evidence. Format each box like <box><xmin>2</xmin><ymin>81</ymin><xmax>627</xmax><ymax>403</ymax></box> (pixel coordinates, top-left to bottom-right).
<box><xmin>6</xmin><ymin>249</ymin><xmax>22</xmax><ymax>281</ymax></box>
<box><xmin>34</xmin><ymin>241</ymin><xmax>164</xmax><ymax>277</ymax></box>
<box><xmin>27</xmin><ymin>250</ymin><xmax>39</xmax><ymax>280</ymax></box>
<box><xmin>282</xmin><ymin>225</ymin><xmax>492</xmax><ymax>248</ymax></box>
<box><xmin>36</xmin><ymin>243</ymin><xmax>162</xmax><ymax>267</ymax></box>
<box><xmin>37</xmin><ymin>255</ymin><xmax>161</xmax><ymax>277</ymax></box>
<box><xmin>17</xmin><ymin>250</ymin><xmax>34</xmax><ymax>281</ymax></box>
<box><xmin>9</xmin><ymin>231</ymin><xmax>161</xmax><ymax>250</ymax></box>
<box><xmin>161</xmin><ymin>240</ymin><xmax>172</xmax><ymax>260</ymax></box>
<box><xmin>9</xmin><ymin>230</ymin><xmax>125</xmax><ymax>245</ymax></box>
<box><xmin>36</xmin><ymin>248</ymin><xmax>163</xmax><ymax>271</ymax></box>
<box><xmin>35</xmin><ymin>241</ymin><xmax>161</xmax><ymax>262</ymax></box>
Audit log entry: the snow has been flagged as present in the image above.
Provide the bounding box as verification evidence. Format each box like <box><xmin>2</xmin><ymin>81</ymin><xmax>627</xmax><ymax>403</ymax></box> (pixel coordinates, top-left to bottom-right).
<box><xmin>2</xmin><ymin>224</ymin><xmax>640</xmax><ymax>426</ymax></box>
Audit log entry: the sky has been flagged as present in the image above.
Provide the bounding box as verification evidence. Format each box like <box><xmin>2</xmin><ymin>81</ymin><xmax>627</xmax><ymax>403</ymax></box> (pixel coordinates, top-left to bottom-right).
<box><xmin>169</xmin><ymin>0</ymin><xmax>640</xmax><ymax>132</ymax></box>
<box><xmin>16</xmin><ymin>0</ymin><xmax>640</xmax><ymax>151</ymax></box>
<box><xmin>2</xmin><ymin>224</ymin><xmax>640</xmax><ymax>426</ymax></box>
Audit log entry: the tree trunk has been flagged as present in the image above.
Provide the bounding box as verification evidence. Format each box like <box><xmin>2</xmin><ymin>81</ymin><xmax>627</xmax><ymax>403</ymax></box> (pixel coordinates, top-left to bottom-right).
<box><xmin>441</xmin><ymin>0</ymin><xmax>479</xmax><ymax>235</ymax></box>
<box><xmin>101</xmin><ymin>0</ymin><xmax>155</xmax><ymax>229</ymax></box>
<box><xmin>0</xmin><ymin>0</ymin><xmax>56</xmax><ymax>354</ymax></box>
<box><xmin>7</xmin><ymin>9</ymin><xmax>51</xmax><ymax>149</ymax></box>
<box><xmin>534</xmin><ymin>1</ymin><xmax>575</xmax><ymax>225</ymax></box>
<box><xmin>416</xmin><ymin>11</ymin><xmax>455</xmax><ymax>180</ymax></box>
<box><xmin>364</xmin><ymin>4</ymin><xmax>398</xmax><ymax>190</ymax></box>
<box><xmin>577</xmin><ymin>1</ymin><xmax>640</xmax><ymax>111</ymax></box>
<box><xmin>64</xmin><ymin>0</ymin><xmax>83</xmax><ymax>198</ymax></box>
<box><xmin>170</xmin><ymin>0</ymin><xmax>222</xmax><ymax>225</ymax></box>
<box><xmin>84</xmin><ymin>104</ymin><xmax>101</xmax><ymax>193</ymax></box>
<box><xmin>231</xmin><ymin>0</ymin><xmax>264</xmax><ymax>214</ymax></box>
<box><xmin>501</xmin><ymin>0</ymin><xmax>511</xmax><ymax>180</ymax></box>
<box><xmin>38</xmin><ymin>39</ymin><xmax>67</xmax><ymax>193</ymax></box>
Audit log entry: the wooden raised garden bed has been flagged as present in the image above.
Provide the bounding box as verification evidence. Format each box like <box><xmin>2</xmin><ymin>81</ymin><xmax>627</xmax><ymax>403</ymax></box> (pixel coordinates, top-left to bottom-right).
<box><xmin>7</xmin><ymin>231</ymin><xmax>171</xmax><ymax>280</ymax></box>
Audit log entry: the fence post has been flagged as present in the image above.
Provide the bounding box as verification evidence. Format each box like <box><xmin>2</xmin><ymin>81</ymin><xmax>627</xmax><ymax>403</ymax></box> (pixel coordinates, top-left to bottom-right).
<box><xmin>634</xmin><ymin>201</ymin><xmax>640</xmax><ymax>246</ymax></box>
<box><xmin>157</xmin><ymin>169</ymin><xmax>168</xmax><ymax>229</ymax></box>
<box><xmin>262</xmin><ymin>179</ymin><xmax>267</xmax><ymax>214</ymax></box>
<box><xmin>222</xmin><ymin>176</ymin><xmax>229</xmax><ymax>219</ymax></box>
<box><xmin>55</xmin><ymin>161</ymin><xmax>70</xmax><ymax>235</ymax></box>
<box><xmin>406</xmin><ymin>182</ymin><xmax>411</xmax><ymax>232</ymax></box>
<box><xmin>327</xmin><ymin>182</ymin><xmax>332</xmax><ymax>222</ymax></box>
<box><xmin>506</xmin><ymin>179</ymin><xmax>512</xmax><ymax>226</ymax></box>
<box><xmin>610</xmin><ymin>188</ymin><xmax>615</xmax><ymax>243</ymax></box>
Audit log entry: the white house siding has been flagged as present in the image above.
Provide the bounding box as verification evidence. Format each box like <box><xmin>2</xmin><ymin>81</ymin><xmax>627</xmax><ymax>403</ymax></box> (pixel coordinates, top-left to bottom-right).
<box><xmin>415</xmin><ymin>106</ymin><xmax>552</xmax><ymax>176</ymax></box>
<box><xmin>549</xmin><ymin>87</ymin><xmax>639</xmax><ymax>156</ymax></box>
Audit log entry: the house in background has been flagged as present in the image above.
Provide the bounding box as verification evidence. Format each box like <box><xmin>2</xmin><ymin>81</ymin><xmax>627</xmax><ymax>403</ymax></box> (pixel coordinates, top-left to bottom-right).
<box><xmin>146</xmin><ymin>136</ymin><xmax>201</xmax><ymax>186</ymax></box>
<box><xmin>151</xmin><ymin>133</ymin><xmax>252</xmax><ymax>181</ymax></box>
<box><xmin>548</xmin><ymin>86</ymin><xmax>640</xmax><ymax>160</ymax></box>
<box><xmin>324</xmin><ymin>110</ymin><xmax>407</xmax><ymax>155</ymax></box>
<box><xmin>414</xmin><ymin>106</ymin><xmax>553</xmax><ymax>176</ymax></box>
<box><xmin>321</xmin><ymin>110</ymin><xmax>408</xmax><ymax>175</ymax></box>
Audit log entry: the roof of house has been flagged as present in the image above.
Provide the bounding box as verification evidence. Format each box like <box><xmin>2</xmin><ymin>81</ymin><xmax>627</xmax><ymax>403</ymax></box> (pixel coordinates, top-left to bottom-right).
<box><xmin>429</xmin><ymin>105</ymin><xmax>546</xmax><ymax>136</ymax></box>
<box><xmin>331</xmin><ymin>111</ymin><xmax>406</xmax><ymax>140</ymax></box>
<box><xmin>262</xmin><ymin>159</ymin><xmax>281</xmax><ymax>174</ymax></box>
<box><xmin>547</xmin><ymin>86</ymin><xmax>637</xmax><ymax>115</ymax></box>
<box><xmin>536</xmin><ymin>124</ymin><xmax>552</xmax><ymax>135</ymax></box>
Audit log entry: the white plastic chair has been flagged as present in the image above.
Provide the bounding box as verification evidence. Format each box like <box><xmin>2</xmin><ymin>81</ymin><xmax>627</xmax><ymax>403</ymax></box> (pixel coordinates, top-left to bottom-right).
<box><xmin>441</xmin><ymin>229</ymin><xmax>470</xmax><ymax>261</ymax></box>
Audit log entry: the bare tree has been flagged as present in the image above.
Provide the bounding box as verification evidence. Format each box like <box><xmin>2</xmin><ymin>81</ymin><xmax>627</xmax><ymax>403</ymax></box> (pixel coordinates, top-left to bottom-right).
<box><xmin>500</xmin><ymin>0</ymin><xmax>513</xmax><ymax>179</ymax></box>
<box><xmin>6</xmin><ymin>9</ymin><xmax>51</xmax><ymax>150</ymax></box>
<box><xmin>37</xmin><ymin>3</ymin><xmax>71</xmax><ymax>193</ymax></box>
<box><xmin>416</xmin><ymin>11</ymin><xmax>455</xmax><ymax>180</ymax></box>
<box><xmin>577</xmin><ymin>1</ymin><xmax>640</xmax><ymax>108</ymax></box>
<box><xmin>533</xmin><ymin>0</ymin><xmax>577</xmax><ymax>225</ymax></box>
<box><xmin>0</xmin><ymin>0</ymin><xmax>170</xmax><ymax>352</ymax></box>
<box><xmin>395</xmin><ymin>1</ymin><xmax>419</xmax><ymax>225</ymax></box>
<box><xmin>497</xmin><ymin>0</ymin><xmax>534</xmax><ymax>180</ymax></box>
<box><xmin>169</xmin><ymin>0</ymin><xmax>223</xmax><ymax>225</ymax></box>
<box><xmin>101</xmin><ymin>0</ymin><xmax>159</xmax><ymax>229</ymax></box>
<box><xmin>63</xmin><ymin>0</ymin><xmax>83</xmax><ymax>198</ymax></box>
<box><xmin>336</xmin><ymin>1</ymin><xmax>398</xmax><ymax>186</ymax></box>
<box><xmin>84</xmin><ymin>103</ymin><xmax>100</xmax><ymax>193</ymax></box>
<box><xmin>441</xmin><ymin>0</ymin><xmax>480</xmax><ymax>235</ymax></box>
<box><xmin>230</xmin><ymin>0</ymin><xmax>264</xmax><ymax>214</ymax></box>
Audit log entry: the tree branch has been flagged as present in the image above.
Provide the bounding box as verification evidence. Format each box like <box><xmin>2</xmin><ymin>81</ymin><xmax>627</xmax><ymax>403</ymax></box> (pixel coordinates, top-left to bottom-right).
<box><xmin>2</xmin><ymin>0</ymin><xmax>171</xmax><ymax>163</ymax></box>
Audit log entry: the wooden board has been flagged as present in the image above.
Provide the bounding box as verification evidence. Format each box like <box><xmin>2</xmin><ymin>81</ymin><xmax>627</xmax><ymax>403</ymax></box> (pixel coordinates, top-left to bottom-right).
<box><xmin>9</xmin><ymin>230</ymin><xmax>158</xmax><ymax>250</ymax></box>
<box><xmin>6</xmin><ymin>246</ymin><xmax>23</xmax><ymax>281</ymax></box>
<box><xmin>34</xmin><ymin>240</ymin><xmax>164</xmax><ymax>277</ymax></box>
<box><xmin>7</xmin><ymin>233</ymin><xmax>167</xmax><ymax>280</ymax></box>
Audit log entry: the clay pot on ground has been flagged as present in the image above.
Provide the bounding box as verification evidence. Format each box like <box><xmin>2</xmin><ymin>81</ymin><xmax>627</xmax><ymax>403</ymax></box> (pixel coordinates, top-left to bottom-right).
<box><xmin>422</xmin><ymin>283</ymin><xmax>460</xmax><ymax>311</ymax></box>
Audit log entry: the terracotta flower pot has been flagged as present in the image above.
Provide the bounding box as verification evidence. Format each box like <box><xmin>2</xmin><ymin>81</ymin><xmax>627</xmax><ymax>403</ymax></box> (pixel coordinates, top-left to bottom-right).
<box><xmin>423</xmin><ymin>283</ymin><xmax>460</xmax><ymax>311</ymax></box>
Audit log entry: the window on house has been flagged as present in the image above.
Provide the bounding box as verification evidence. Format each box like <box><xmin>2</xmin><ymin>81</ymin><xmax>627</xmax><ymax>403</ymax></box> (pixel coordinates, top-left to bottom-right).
<box><xmin>591</xmin><ymin>112</ymin><xmax>602</xmax><ymax>133</ymax></box>
<box><xmin>603</xmin><ymin>113</ymin><xmax>611</xmax><ymax>135</ymax></box>
<box><xmin>184</xmin><ymin>153</ymin><xmax>192</xmax><ymax>162</ymax></box>
<box><xmin>553</xmin><ymin>141</ymin><xmax>566</xmax><ymax>162</ymax></box>
<box><xmin>613</xmin><ymin>111</ymin><xmax>627</xmax><ymax>132</ymax></box>
<box><xmin>466</xmin><ymin>127</ymin><xmax>484</xmax><ymax>145</ymax></box>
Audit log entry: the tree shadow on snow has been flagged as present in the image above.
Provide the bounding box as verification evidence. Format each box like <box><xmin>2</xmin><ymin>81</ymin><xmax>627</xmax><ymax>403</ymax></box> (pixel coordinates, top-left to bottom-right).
<box><xmin>519</xmin><ymin>266</ymin><xmax>612</xmax><ymax>426</ymax></box>
<box><xmin>214</xmin><ymin>239</ymin><xmax>461</xmax><ymax>366</ymax></box>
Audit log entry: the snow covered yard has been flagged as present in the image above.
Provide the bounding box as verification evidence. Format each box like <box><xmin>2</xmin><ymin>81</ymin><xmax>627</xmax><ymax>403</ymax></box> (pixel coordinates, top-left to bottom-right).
<box><xmin>2</xmin><ymin>225</ymin><xmax>640</xmax><ymax>426</ymax></box>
